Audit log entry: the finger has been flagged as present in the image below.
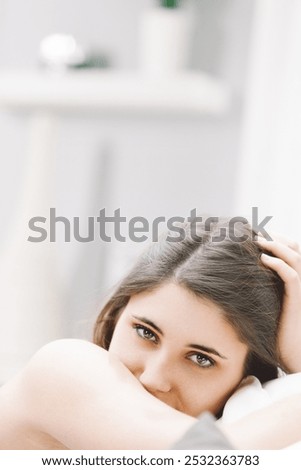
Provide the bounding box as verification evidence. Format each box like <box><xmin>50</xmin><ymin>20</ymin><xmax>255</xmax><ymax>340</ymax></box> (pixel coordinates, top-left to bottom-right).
<box><xmin>261</xmin><ymin>253</ymin><xmax>301</xmax><ymax>288</ymax></box>
<box><xmin>257</xmin><ymin>238</ymin><xmax>301</xmax><ymax>273</ymax></box>
<box><xmin>258</xmin><ymin>231</ymin><xmax>300</xmax><ymax>252</ymax></box>
<box><xmin>270</xmin><ymin>232</ymin><xmax>300</xmax><ymax>252</ymax></box>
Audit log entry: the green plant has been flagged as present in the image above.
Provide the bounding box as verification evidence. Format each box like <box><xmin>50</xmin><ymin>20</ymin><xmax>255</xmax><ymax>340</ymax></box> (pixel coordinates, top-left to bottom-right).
<box><xmin>160</xmin><ymin>0</ymin><xmax>180</xmax><ymax>8</ymax></box>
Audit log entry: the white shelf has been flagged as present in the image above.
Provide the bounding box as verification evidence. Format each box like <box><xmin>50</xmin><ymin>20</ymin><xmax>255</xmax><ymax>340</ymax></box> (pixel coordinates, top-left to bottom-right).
<box><xmin>0</xmin><ymin>68</ymin><xmax>230</xmax><ymax>115</ymax></box>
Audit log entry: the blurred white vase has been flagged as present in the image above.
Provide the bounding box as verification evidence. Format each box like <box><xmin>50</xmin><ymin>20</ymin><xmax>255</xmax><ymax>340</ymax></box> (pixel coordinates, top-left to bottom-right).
<box><xmin>138</xmin><ymin>7</ymin><xmax>191</xmax><ymax>76</ymax></box>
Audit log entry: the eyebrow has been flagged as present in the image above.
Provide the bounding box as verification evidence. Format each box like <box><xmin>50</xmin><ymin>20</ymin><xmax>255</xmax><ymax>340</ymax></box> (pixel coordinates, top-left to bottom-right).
<box><xmin>131</xmin><ymin>315</ymin><xmax>228</xmax><ymax>360</ymax></box>
<box><xmin>188</xmin><ymin>344</ymin><xmax>228</xmax><ymax>360</ymax></box>
<box><xmin>132</xmin><ymin>315</ymin><xmax>164</xmax><ymax>335</ymax></box>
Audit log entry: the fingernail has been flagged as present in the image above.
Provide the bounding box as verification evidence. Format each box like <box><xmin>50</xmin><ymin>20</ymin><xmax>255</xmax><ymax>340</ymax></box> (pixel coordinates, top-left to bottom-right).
<box><xmin>257</xmin><ymin>237</ymin><xmax>267</xmax><ymax>243</ymax></box>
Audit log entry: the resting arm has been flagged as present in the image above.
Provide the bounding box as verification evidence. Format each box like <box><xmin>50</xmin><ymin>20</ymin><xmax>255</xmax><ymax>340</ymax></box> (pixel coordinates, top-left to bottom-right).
<box><xmin>8</xmin><ymin>339</ymin><xmax>301</xmax><ymax>450</ymax></box>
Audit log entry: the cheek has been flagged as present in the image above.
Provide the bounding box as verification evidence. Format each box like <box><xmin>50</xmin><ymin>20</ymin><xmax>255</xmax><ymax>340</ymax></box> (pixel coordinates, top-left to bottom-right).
<box><xmin>209</xmin><ymin>374</ymin><xmax>244</xmax><ymax>412</ymax></box>
<box><xmin>185</xmin><ymin>369</ymin><xmax>245</xmax><ymax>417</ymax></box>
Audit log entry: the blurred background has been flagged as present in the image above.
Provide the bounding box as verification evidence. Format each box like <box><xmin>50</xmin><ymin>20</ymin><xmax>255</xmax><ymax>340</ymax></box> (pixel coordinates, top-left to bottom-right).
<box><xmin>0</xmin><ymin>0</ymin><xmax>300</xmax><ymax>383</ymax></box>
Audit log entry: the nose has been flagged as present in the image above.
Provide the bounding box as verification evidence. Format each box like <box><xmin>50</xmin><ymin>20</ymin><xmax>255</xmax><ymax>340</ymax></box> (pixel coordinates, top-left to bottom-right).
<box><xmin>138</xmin><ymin>354</ymin><xmax>173</xmax><ymax>394</ymax></box>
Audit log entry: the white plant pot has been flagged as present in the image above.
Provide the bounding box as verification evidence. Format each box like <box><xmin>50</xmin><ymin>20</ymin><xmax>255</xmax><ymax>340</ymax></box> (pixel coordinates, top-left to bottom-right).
<box><xmin>138</xmin><ymin>7</ymin><xmax>191</xmax><ymax>76</ymax></box>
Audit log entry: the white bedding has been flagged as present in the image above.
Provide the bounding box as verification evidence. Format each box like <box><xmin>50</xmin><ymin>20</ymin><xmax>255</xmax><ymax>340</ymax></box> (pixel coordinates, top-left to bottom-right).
<box><xmin>219</xmin><ymin>372</ymin><xmax>301</xmax><ymax>449</ymax></box>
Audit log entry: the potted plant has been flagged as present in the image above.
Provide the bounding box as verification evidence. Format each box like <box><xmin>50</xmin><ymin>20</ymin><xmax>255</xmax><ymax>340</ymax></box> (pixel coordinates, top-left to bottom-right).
<box><xmin>160</xmin><ymin>0</ymin><xmax>180</xmax><ymax>7</ymax></box>
<box><xmin>138</xmin><ymin>0</ymin><xmax>190</xmax><ymax>76</ymax></box>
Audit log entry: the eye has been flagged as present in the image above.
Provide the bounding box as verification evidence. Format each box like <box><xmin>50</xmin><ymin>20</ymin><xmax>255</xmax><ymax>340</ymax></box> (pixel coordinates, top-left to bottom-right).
<box><xmin>188</xmin><ymin>353</ymin><xmax>215</xmax><ymax>368</ymax></box>
<box><xmin>133</xmin><ymin>324</ymin><xmax>158</xmax><ymax>344</ymax></box>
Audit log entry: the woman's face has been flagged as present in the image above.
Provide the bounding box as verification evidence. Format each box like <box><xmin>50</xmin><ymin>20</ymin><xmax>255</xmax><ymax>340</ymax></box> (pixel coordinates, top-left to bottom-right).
<box><xmin>109</xmin><ymin>282</ymin><xmax>248</xmax><ymax>417</ymax></box>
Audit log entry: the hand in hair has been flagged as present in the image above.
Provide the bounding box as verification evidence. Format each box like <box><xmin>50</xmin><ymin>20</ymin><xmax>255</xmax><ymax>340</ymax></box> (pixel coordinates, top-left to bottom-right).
<box><xmin>257</xmin><ymin>233</ymin><xmax>301</xmax><ymax>373</ymax></box>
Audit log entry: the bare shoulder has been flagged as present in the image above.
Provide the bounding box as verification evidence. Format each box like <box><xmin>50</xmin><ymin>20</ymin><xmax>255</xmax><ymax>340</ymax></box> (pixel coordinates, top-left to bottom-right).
<box><xmin>23</xmin><ymin>339</ymin><xmax>108</xmax><ymax>377</ymax></box>
<box><xmin>0</xmin><ymin>339</ymin><xmax>118</xmax><ymax>448</ymax></box>
<box><xmin>0</xmin><ymin>339</ymin><xmax>101</xmax><ymax>449</ymax></box>
<box><xmin>14</xmin><ymin>338</ymin><xmax>147</xmax><ymax>449</ymax></box>
<box><xmin>24</xmin><ymin>338</ymin><xmax>137</xmax><ymax>389</ymax></box>
<box><xmin>25</xmin><ymin>338</ymin><xmax>107</xmax><ymax>370</ymax></box>
<box><xmin>0</xmin><ymin>340</ymin><xmax>122</xmax><ymax>449</ymax></box>
<box><xmin>21</xmin><ymin>339</ymin><xmax>115</xmax><ymax>405</ymax></box>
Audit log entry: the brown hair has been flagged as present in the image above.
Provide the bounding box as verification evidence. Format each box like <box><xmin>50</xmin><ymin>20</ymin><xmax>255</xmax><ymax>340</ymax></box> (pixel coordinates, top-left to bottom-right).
<box><xmin>93</xmin><ymin>219</ymin><xmax>284</xmax><ymax>382</ymax></box>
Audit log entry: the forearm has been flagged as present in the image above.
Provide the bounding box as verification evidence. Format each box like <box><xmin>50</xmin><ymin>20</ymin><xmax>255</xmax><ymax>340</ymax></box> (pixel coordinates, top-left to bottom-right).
<box><xmin>279</xmin><ymin>317</ymin><xmax>301</xmax><ymax>373</ymax></box>
<box><xmin>257</xmin><ymin>236</ymin><xmax>301</xmax><ymax>374</ymax></box>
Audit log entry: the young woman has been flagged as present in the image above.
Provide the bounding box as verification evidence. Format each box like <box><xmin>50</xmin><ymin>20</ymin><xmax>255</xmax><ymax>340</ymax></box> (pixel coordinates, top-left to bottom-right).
<box><xmin>0</xmin><ymin>218</ymin><xmax>300</xmax><ymax>449</ymax></box>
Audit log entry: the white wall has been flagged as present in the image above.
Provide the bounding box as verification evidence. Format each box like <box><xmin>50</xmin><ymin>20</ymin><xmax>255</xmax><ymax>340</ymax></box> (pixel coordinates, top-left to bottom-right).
<box><xmin>0</xmin><ymin>0</ymin><xmax>254</xmax><ymax>342</ymax></box>
<box><xmin>235</xmin><ymin>0</ymin><xmax>301</xmax><ymax>241</ymax></box>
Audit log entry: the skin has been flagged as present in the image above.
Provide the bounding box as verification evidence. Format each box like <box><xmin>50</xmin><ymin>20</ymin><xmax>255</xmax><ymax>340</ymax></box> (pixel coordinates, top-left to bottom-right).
<box><xmin>109</xmin><ymin>282</ymin><xmax>249</xmax><ymax>417</ymax></box>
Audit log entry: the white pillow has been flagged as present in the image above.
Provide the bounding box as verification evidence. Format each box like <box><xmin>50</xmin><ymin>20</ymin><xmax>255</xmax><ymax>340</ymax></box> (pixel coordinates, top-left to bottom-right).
<box><xmin>219</xmin><ymin>373</ymin><xmax>301</xmax><ymax>449</ymax></box>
